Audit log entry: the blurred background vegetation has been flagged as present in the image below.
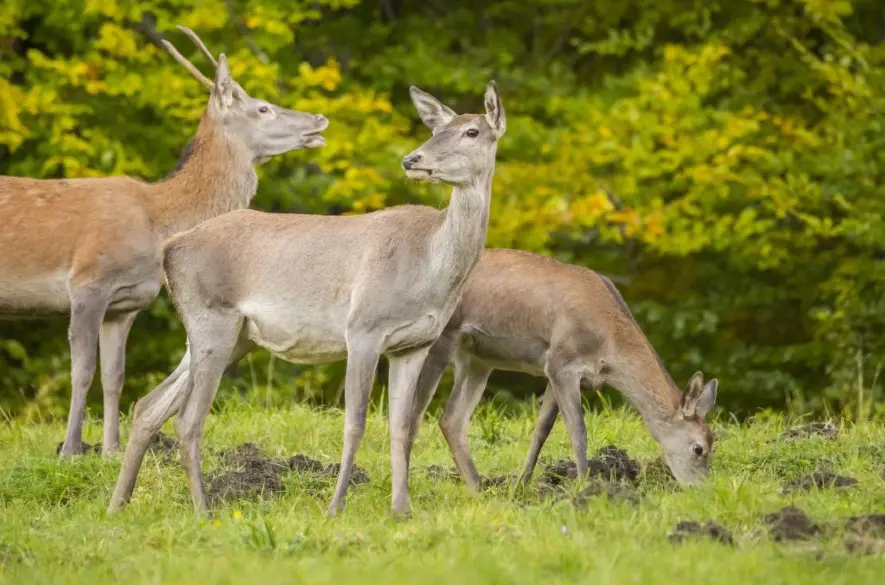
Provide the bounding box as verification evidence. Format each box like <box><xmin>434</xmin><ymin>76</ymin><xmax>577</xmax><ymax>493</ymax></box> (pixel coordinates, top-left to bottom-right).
<box><xmin>1</xmin><ymin>0</ymin><xmax>884</xmax><ymax>421</ymax></box>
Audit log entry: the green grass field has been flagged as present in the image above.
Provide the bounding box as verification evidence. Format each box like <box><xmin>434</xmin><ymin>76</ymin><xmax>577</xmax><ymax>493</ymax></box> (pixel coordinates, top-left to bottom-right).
<box><xmin>1</xmin><ymin>401</ymin><xmax>884</xmax><ymax>584</ymax></box>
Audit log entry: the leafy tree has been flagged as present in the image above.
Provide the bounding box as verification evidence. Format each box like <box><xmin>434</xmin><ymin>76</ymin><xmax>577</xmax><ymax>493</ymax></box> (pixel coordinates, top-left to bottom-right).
<box><xmin>2</xmin><ymin>0</ymin><xmax>883</xmax><ymax>419</ymax></box>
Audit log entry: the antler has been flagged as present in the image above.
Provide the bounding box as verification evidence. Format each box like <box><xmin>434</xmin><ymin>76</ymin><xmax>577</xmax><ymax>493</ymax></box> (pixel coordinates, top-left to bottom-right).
<box><xmin>161</xmin><ymin>25</ymin><xmax>217</xmax><ymax>90</ymax></box>
<box><xmin>177</xmin><ymin>25</ymin><xmax>218</xmax><ymax>68</ymax></box>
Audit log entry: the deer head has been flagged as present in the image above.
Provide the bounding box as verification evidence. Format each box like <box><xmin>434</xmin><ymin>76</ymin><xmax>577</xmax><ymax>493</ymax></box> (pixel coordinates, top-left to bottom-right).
<box><xmin>402</xmin><ymin>81</ymin><xmax>506</xmax><ymax>186</ymax></box>
<box><xmin>163</xmin><ymin>26</ymin><xmax>328</xmax><ymax>162</ymax></box>
<box><xmin>654</xmin><ymin>371</ymin><xmax>719</xmax><ymax>484</ymax></box>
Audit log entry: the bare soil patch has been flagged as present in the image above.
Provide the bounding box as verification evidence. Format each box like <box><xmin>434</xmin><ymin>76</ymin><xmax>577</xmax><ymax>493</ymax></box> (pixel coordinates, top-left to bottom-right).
<box><xmin>782</xmin><ymin>471</ymin><xmax>858</xmax><ymax>494</ymax></box>
<box><xmin>55</xmin><ymin>441</ymin><xmax>101</xmax><ymax>456</ymax></box>
<box><xmin>765</xmin><ymin>505</ymin><xmax>823</xmax><ymax>541</ymax></box>
<box><xmin>537</xmin><ymin>446</ymin><xmax>642</xmax><ymax>507</ymax></box>
<box><xmin>540</xmin><ymin>445</ymin><xmax>641</xmax><ymax>487</ymax></box>
<box><xmin>207</xmin><ymin>443</ymin><xmax>368</xmax><ymax>504</ymax></box>
<box><xmin>844</xmin><ymin>514</ymin><xmax>885</xmax><ymax>556</ymax></box>
<box><xmin>777</xmin><ymin>422</ymin><xmax>838</xmax><ymax>441</ymax></box>
<box><xmin>668</xmin><ymin>520</ymin><xmax>734</xmax><ymax>545</ymax></box>
<box><xmin>424</xmin><ymin>464</ymin><xmax>460</xmax><ymax>482</ymax></box>
<box><xmin>573</xmin><ymin>480</ymin><xmax>641</xmax><ymax>507</ymax></box>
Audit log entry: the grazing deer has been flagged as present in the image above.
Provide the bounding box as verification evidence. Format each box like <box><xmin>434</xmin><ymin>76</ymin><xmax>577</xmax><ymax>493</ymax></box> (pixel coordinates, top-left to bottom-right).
<box><xmin>0</xmin><ymin>26</ymin><xmax>328</xmax><ymax>458</ymax></box>
<box><xmin>107</xmin><ymin>82</ymin><xmax>506</xmax><ymax>518</ymax></box>
<box><xmin>407</xmin><ymin>248</ymin><xmax>719</xmax><ymax>488</ymax></box>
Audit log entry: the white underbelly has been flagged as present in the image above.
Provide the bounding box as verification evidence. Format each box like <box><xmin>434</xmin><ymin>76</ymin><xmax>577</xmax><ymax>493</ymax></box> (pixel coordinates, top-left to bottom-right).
<box><xmin>241</xmin><ymin>298</ymin><xmax>349</xmax><ymax>365</ymax></box>
<box><xmin>0</xmin><ymin>270</ymin><xmax>70</xmax><ymax>315</ymax></box>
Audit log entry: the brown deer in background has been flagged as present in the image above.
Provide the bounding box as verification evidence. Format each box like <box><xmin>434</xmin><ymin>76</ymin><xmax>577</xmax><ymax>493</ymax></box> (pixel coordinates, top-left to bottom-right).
<box><xmin>0</xmin><ymin>26</ymin><xmax>328</xmax><ymax>458</ymax></box>
<box><xmin>407</xmin><ymin>248</ymin><xmax>719</xmax><ymax>488</ymax></box>
<box><xmin>107</xmin><ymin>82</ymin><xmax>506</xmax><ymax>519</ymax></box>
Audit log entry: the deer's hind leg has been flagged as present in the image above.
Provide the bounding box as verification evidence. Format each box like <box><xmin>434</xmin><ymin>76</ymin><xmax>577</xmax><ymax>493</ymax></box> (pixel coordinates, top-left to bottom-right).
<box><xmin>174</xmin><ymin>311</ymin><xmax>251</xmax><ymax>514</ymax></box>
<box><xmin>98</xmin><ymin>310</ymin><xmax>139</xmax><ymax>456</ymax></box>
<box><xmin>60</xmin><ymin>284</ymin><xmax>109</xmax><ymax>458</ymax></box>
<box><xmin>544</xmin><ymin>363</ymin><xmax>587</xmax><ymax>481</ymax></box>
<box><xmin>439</xmin><ymin>351</ymin><xmax>492</xmax><ymax>492</ymax></box>
<box><xmin>519</xmin><ymin>383</ymin><xmax>559</xmax><ymax>484</ymax></box>
<box><xmin>108</xmin><ymin>350</ymin><xmax>193</xmax><ymax>513</ymax></box>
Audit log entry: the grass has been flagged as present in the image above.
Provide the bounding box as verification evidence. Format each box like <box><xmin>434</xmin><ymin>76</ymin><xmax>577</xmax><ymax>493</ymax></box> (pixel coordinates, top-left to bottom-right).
<box><xmin>0</xmin><ymin>400</ymin><xmax>884</xmax><ymax>584</ymax></box>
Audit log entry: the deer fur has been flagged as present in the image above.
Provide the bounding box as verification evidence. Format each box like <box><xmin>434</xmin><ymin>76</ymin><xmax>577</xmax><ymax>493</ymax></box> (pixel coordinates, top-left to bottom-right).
<box><xmin>107</xmin><ymin>82</ymin><xmax>506</xmax><ymax>518</ymax></box>
<box><xmin>407</xmin><ymin>248</ymin><xmax>719</xmax><ymax>488</ymax></box>
<box><xmin>0</xmin><ymin>26</ymin><xmax>328</xmax><ymax>457</ymax></box>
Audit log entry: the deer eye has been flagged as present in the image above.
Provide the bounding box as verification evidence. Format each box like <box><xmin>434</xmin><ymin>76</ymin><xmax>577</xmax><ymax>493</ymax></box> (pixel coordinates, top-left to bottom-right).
<box><xmin>258</xmin><ymin>106</ymin><xmax>270</xmax><ymax>114</ymax></box>
<box><xmin>465</xmin><ymin>128</ymin><xmax>479</xmax><ymax>138</ymax></box>
<box><xmin>692</xmin><ymin>444</ymin><xmax>705</xmax><ymax>457</ymax></box>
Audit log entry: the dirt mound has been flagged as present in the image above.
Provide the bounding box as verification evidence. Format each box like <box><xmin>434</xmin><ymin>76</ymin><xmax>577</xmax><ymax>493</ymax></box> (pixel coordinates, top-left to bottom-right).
<box><xmin>207</xmin><ymin>443</ymin><xmax>369</xmax><ymax>503</ymax></box>
<box><xmin>209</xmin><ymin>443</ymin><xmax>290</xmax><ymax>502</ymax></box>
<box><xmin>147</xmin><ymin>431</ymin><xmax>178</xmax><ymax>454</ymax></box>
<box><xmin>540</xmin><ymin>445</ymin><xmax>641</xmax><ymax>487</ymax></box>
<box><xmin>482</xmin><ymin>475</ymin><xmax>509</xmax><ymax>489</ymax></box>
<box><xmin>668</xmin><ymin>520</ymin><xmax>734</xmax><ymax>545</ymax></box>
<box><xmin>424</xmin><ymin>464</ymin><xmax>460</xmax><ymax>482</ymax></box>
<box><xmin>573</xmin><ymin>480</ymin><xmax>640</xmax><ymax>507</ymax></box>
<box><xmin>778</xmin><ymin>421</ymin><xmax>838</xmax><ymax>441</ymax></box>
<box><xmin>55</xmin><ymin>441</ymin><xmax>101</xmax><ymax>456</ymax></box>
<box><xmin>288</xmin><ymin>454</ymin><xmax>326</xmax><ymax>473</ymax></box>
<box><xmin>642</xmin><ymin>457</ymin><xmax>677</xmax><ymax>486</ymax></box>
<box><xmin>324</xmin><ymin>463</ymin><xmax>369</xmax><ymax>485</ymax></box>
<box><xmin>843</xmin><ymin>514</ymin><xmax>885</xmax><ymax>556</ymax></box>
<box><xmin>765</xmin><ymin>505</ymin><xmax>822</xmax><ymax>541</ymax></box>
<box><xmin>844</xmin><ymin>515</ymin><xmax>885</xmax><ymax>555</ymax></box>
<box><xmin>782</xmin><ymin>471</ymin><xmax>858</xmax><ymax>494</ymax></box>
<box><xmin>847</xmin><ymin>514</ymin><xmax>885</xmax><ymax>536</ymax></box>
<box><xmin>208</xmin><ymin>464</ymin><xmax>285</xmax><ymax>503</ymax></box>
<box><xmin>57</xmin><ymin>431</ymin><xmax>177</xmax><ymax>459</ymax></box>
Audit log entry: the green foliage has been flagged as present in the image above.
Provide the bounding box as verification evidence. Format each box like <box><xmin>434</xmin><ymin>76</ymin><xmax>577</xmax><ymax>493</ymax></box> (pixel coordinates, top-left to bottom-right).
<box><xmin>1</xmin><ymin>0</ymin><xmax>884</xmax><ymax>417</ymax></box>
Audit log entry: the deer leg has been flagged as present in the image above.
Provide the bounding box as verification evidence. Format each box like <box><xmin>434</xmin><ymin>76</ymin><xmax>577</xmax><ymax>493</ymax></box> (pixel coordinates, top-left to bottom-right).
<box><xmin>327</xmin><ymin>333</ymin><xmax>382</xmax><ymax>517</ymax></box>
<box><xmin>98</xmin><ymin>310</ymin><xmax>138</xmax><ymax>456</ymax></box>
<box><xmin>439</xmin><ymin>352</ymin><xmax>492</xmax><ymax>493</ymax></box>
<box><xmin>60</xmin><ymin>287</ymin><xmax>109</xmax><ymax>458</ymax></box>
<box><xmin>387</xmin><ymin>346</ymin><xmax>432</xmax><ymax>519</ymax></box>
<box><xmin>108</xmin><ymin>351</ymin><xmax>193</xmax><ymax>513</ymax></box>
<box><xmin>175</xmin><ymin>316</ymin><xmax>247</xmax><ymax>514</ymax></box>
<box><xmin>405</xmin><ymin>331</ymin><xmax>457</xmax><ymax>459</ymax></box>
<box><xmin>546</xmin><ymin>367</ymin><xmax>587</xmax><ymax>480</ymax></box>
<box><xmin>519</xmin><ymin>383</ymin><xmax>559</xmax><ymax>484</ymax></box>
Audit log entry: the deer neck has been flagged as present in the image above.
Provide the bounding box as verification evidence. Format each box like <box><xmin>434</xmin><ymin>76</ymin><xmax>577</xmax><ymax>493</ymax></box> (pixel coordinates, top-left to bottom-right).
<box><xmin>430</xmin><ymin>163</ymin><xmax>494</xmax><ymax>287</ymax></box>
<box><xmin>607</xmin><ymin>340</ymin><xmax>683</xmax><ymax>439</ymax></box>
<box><xmin>144</xmin><ymin>113</ymin><xmax>257</xmax><ymax>239</ymax></box>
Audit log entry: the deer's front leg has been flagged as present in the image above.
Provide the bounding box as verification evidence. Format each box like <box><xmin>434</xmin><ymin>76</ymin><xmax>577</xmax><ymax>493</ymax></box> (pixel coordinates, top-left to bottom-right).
<box><xmin>387</xmin><ymin>346</ymin><xmax>432</xmax><ymax>519</ymax></box>
<box><xmin>328</xmin><ymin>333</ymin><xmax>382</xmax><ymax>517</ymax></box>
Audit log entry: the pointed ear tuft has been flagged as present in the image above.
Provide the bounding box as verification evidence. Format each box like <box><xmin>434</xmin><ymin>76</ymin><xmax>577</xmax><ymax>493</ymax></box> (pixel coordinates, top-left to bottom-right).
<box><xmin>409</xmin><ymin>86</ymin><xmax>457</xmax><ymax>131</ymax></box>
<box><xmin>213</xmin><ymin>53</ymin><xmax>234</xmax><ymax>109</ymax></box>
<box><xmin>483</xmin><ymin>80</ymin><xmax>506</xmax><ymax>138</ymax></box>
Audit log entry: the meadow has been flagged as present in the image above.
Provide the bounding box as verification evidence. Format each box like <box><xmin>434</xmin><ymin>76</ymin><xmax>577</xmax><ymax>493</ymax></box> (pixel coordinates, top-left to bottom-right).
<box><xmin>1</xmin><ymin>400</ymin><xmax>883</xmax><ymax>584</ymax></box>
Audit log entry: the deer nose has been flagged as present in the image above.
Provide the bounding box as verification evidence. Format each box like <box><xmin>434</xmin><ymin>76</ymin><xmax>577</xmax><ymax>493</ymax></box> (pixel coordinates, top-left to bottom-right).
<box><xmin>314</xmin><ymin>114</ymin><xmax>327</xmax><ymax>123</ymax></box>
<box><xmin>402</xmin><ymin>153</ymin><xmax>421</xmax><ymax>170</ymax></box>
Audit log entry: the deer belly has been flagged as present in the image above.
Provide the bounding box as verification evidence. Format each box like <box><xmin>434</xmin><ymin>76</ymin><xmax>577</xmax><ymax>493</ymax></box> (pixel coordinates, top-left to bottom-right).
<box><xmin>461</xmin><ymin>330</ymin><xmax>548</xmax><ymax>376</ymax></box>
<box><xmin>383</xmin><ymin>313</ymin><xmax>440</xmax><ymax>354</ymax></box>
<box><xmin>0</xmin><ymin>270</ymin><xmax>71</xmax><ymax>316</ymax></box>
<box><xmin>241</xmin><ymin>300</ymin><xmax>348</xmax><ymax>364</ymax></box>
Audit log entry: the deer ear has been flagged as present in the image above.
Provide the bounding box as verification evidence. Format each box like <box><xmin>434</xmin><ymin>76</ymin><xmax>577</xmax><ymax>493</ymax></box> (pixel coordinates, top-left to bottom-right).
<box><xmin>410</xmin><ymin>86</ymin><xmax>457</xmax><ymax>131</ymax></box>
<box><xmin>680</xmin><ymin>371</ymin><xmax>706</xmax><ymax>418</ymax></box>
<box><xmin>696</xmin><ymin>378</ymin><xmax>718</xmax><ymax>418</ymax></box>
<box><xmin>484</xmin><ymin>80</ymin><xmax>506</xmax><ymax>138</ymax></box>
<box><xmin>213</xmin><ymin>53</ymin><xmax>234</xmax><ymax>110</ymax></box>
